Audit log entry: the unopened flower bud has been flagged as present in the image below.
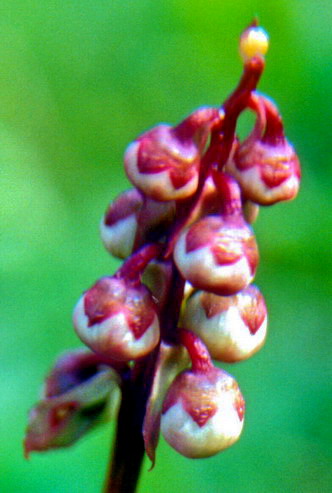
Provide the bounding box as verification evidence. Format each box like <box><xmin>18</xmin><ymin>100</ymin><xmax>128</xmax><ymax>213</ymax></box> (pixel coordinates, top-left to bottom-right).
<box><xmin>240</xmin><ymin>26</ymin><xmax>269</xmax><ymax>62</ymax></box>
<box><xmin>73</xmin><ymin>276</ymin><xmax>160</xmax><ymax>361</ymax></box>
<box><xmin>182</xmin><ymin>285</ymin><xmax>267</xmax><ymax>362</ymax></box>
<box><xmin>24</xmin><ymin>349</ymin><xmax>120</xmax><ymax>455</ymax></box>
<box><xmin>100</xmin><ymin>190</ymin><xmax>175</xmax><ymax>258</ymax></box>
<box><xmin>100</xmin><ymin>189</ymin><xmax>143</xmax><ymax>259</ymax></box>
<box><xmin>43</xmin><ymin>349</ymin><xmax>119</xmax><ymax>398</ymax></box>
<box><xmin>226</xmin><ymin>95</ymin><xmax>301</xmax><ymax>205</ymax></box>
<box><xmin>161</xmin><ymin>366</ymin><xmax>245</xmax><ymax>458</ymax></box>
<box><xmin>124</xmin><ymin>107</ymin><xmax>221</xmax><ymax>201</ymax></box>
<box><xmin>228</xmin><ymin>139</ymin><xmax>301</xmax><ymax>205</ymax></box>
<box><xmin>173</xmin><ymin>176</ymin><xmax>259</xmax><ymax>295</ymax></box>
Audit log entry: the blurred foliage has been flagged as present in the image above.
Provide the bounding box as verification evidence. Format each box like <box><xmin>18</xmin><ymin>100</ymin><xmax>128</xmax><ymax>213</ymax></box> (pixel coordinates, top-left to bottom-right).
<box><xmin>1</xmin><ymin>1</ymin><xmax>331</xmax><ymax>492</ymax></box>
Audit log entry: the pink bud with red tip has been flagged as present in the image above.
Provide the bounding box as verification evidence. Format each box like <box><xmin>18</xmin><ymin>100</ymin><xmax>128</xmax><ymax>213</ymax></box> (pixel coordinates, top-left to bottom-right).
<box><xmin>173</xmin><ymin>174</ymin><xmax>259</xmax><ymax>296</ymax></box>
<box><xmin>100</xmin><ymin>189</ymin><xmax>175</xmax><ymax>259</ymax></box>
<box><xmin>100</xmin><ymin>189</ymin><xmax>143</xmax><ymax>259</ymax></box>
<box><xmin>73</xmin><ymin>276</ymin><xmax>160</xmax><ymax>361</ymax></box>
<box><xmin>161</xmin><ymin>330</ymin><xmax>245</xmax><ymax>458</ymax></box>
<box><xmin>182</xmin><ymin>285</ymin><xmax>267</xmax><ymax>362</ymax></box>
<box><xmin>226</xmin><ymin>94</ymin><xmax>301</xmax><ymax>205</ymax></box>
<box><xmin>124</xmin><ymin>107</ymin><xmax>222</xmax><ymax>201</ymax></box>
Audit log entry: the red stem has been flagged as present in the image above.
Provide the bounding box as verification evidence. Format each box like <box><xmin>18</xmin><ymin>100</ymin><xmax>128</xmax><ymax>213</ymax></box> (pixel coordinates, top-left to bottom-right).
<box><xmin>244</xmin><ymin>92</ymin><xmax>267</xmax><ymax>146</ymax></box>
<box><xmin>180</xmin><ymin>329</ymin><xmax>213</xmax><ymax>374</ymax></box>
<box><xmin>163</xmin><ymin>127</ymin><xmax>224</xmax><ymax>259</ymax></box>
<box><xmin>159</xmin><ymin>264</ymin><xmax>186</xmax><ymax>343</ymax></box>
<box><xmin>116</xmin><ymin>243</ymin><xmax>162</xmax><ymax>283</ymax></box>
<box><xmin>245</xmin><ymin>93</ymin><xmax>285</xmax><ymax>147</ymax></box>
<box><xmin>223</xmin><ymin>56</ymin><xmax>265</xmax><ymax>117</ymax></box>
<box><xmin>217</xmin><ymin>56</ymin><xmax>265</xmax><ymax>170</ymax></box>
<box><xmin>104</xmin><ymin>354</ymin><xmax>157</xmax><ymax>493</ymax></box>
<box><xmin>164</xmin><ymin>57</ymin><xmax>265</xmax><ymax>258</ymax></box>
<box><xmin>211</xmin><ymin>170</ymin><xmax>242</xmax><ymax>216</ymax></box>
<box><xmin>260</xmin><ymin>96</ymin><xmax>285</xmax><ymax>144</ymax></box>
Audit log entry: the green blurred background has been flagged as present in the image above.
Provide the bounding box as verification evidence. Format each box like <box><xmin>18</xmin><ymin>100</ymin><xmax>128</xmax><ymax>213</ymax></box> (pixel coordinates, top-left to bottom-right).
<box><xmin>1</xmin><ymin>0</ymin><xmax>331</xmax><ymax>492</ymax></box>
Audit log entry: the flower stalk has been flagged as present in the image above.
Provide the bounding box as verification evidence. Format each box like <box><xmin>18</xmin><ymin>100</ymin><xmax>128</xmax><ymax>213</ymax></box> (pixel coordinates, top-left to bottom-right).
<box><xmin>104</xmin><ymin>358</ymin><xmax>153</xmax><ymax>493</ymax></box>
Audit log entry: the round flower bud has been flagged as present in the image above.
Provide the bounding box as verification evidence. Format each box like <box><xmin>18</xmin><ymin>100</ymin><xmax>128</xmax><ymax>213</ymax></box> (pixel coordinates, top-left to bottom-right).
<box><xmin>173</xmin><ymin>214</ymin><xmax>259</xmax><ymax>296</ymax></box>
<box><xmin>100</xmin><ymin>190</ymin><xmax>176</xmax><ymax>259</ymax></box>
<box><xmin>124</xmin><ymin>107</ymin><xmax>221</xmax><ymax>201</ymax></box>
<box><xmin>161</xmin><ymin>367</ymin><xmax>245</xmax><ymax>458</ymax></box>
<box><xmin>240</xmin><ymin>26</ymin><xmax>269</xmax><ymax>62</ymax></box>
<box><xmin>100</xmin><ymin>189</ymin><xmax>143</xmax><ymax>259</ymax></box>
<box><xmin>226</xmin><ymin>138</ymin><xmax>301</xmax><ymax>205</ymax></box>
<box><xmin>73</xmin><ymin>277</ymin><xmax>160</xmax><ymax>361</ymax></box>
<box><xmin>182</xmin><ymin>285</ymin><xmax>267</xmax><ymax>362</ymax></box>
<box><xmin>226</xmin><ymin>95</ymin><xmax>301</xmax><ymax>205</ymax></box>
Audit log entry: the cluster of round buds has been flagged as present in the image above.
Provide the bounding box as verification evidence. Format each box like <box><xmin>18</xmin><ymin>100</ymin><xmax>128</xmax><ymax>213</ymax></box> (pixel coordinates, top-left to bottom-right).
<box><xmin>68</xmin><ymin>23</ymin><xmax>301</xmax><ymax>468</ymax></box>
<box><xmin>20</xmin><ymin>22</ymin><xmax>300</xmax><ymax>479</ymax></box>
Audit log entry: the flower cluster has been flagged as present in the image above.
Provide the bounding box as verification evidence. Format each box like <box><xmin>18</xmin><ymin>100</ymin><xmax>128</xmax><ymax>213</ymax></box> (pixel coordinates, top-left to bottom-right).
<box><xmin>25</xmin><ymin>23</ymin><xmax>301</xmax><ymax>487</ymax></box>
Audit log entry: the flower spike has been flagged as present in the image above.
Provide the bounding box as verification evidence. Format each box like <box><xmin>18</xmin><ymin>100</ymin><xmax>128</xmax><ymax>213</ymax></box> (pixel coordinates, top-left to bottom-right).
<box><xmin>25</xmin><ymin>25</ymin><xmax>301</xmax><ymax>492</ymax></box>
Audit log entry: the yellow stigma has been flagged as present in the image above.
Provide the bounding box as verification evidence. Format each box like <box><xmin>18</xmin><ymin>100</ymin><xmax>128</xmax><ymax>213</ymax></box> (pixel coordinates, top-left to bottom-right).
<box><xmin>239</xmin><ymin>26</ymin><xmax>269</xmax><ymax>62</ymax></box>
